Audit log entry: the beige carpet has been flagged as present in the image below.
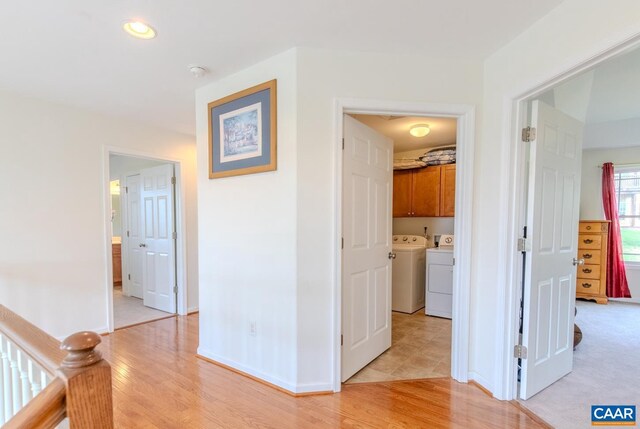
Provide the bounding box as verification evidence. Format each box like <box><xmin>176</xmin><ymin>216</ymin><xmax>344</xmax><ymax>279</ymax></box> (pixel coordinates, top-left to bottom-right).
<box><xmin>345</xmin><ymin>310</ymin><xmax>452</xmax><ymax>383</ymax></box>
<box><xmin>521</xmin><ymin>300</ymin><xmax>640</xmax><ymax>428</ymax></box>
<box><xmin>113</xmin><ymin>287</ymin><xmax>174</xmax><ymax>329</ymax></box>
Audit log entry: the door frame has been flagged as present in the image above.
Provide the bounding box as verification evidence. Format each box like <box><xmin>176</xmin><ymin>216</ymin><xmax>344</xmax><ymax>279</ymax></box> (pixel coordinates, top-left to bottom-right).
<box><xmin>332</xmin><ymin>98</ymin><xmax>476</xmax><ymax>392</ymax></box>
<box><xmin>102</xmin><ymin>146</ymin><xmax>188</xmax><ymax>332</ymax></box>
<box><xmin>500</xmin><ymin>34</ymin><xmax>640</xmax><ymax>400</ymax></box>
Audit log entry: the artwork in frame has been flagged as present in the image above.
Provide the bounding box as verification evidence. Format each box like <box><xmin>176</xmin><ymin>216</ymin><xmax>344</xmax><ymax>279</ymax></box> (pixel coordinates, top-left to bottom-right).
<box><xmin>208</xmin><ymin>79</ymin><xmax>277</xmax><ymax>178</ymax></box>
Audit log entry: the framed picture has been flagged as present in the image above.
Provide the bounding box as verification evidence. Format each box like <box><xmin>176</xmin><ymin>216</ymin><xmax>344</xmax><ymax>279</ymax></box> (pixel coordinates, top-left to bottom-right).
<box><xmin>208</xmin><ymin>79</ymin><xmax>277</xmax><ymax>179</ymax></box>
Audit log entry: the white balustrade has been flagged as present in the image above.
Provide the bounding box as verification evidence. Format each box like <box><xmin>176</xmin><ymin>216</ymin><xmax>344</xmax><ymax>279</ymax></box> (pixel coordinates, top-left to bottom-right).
<box><xmin>0</xmin><ymin>333</ymin><xmax>52</xmax><ymax>425</ymax></box>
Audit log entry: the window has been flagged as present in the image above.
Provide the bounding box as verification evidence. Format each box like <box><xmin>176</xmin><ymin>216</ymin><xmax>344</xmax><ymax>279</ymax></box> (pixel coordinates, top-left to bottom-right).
<box><xmin>614</xmin><ymin>169</ymin><xmax>640</xmax><ymax>262</ymax></box>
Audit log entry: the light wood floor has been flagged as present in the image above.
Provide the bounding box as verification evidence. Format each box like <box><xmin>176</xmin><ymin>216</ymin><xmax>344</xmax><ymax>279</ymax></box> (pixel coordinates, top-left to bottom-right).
<box><xmin>100</xmin><ymin>315</ymin><xmax>548</xmax><ymax>429</ymax></box>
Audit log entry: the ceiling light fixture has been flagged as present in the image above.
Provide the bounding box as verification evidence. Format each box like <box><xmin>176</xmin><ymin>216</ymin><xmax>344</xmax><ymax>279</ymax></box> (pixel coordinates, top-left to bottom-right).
<box><xmin>123</xmin><ymin>20</ymin><xmax>157</xmax><ymax>39</ymax></box>
<box><xmin>409</xmin><ymin>124</ymin><xmax>430</xmax><ymax>137</ymax></box>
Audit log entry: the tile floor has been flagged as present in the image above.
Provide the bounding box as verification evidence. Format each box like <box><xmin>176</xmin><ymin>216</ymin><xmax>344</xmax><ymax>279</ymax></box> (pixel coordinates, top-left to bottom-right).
<box><xmin>113</xmin><ymin>286</ymin><xmax>174</xmax><ymax>329</ymax></box>
<box><xmin>345</xmin><ymin>310</ymin><xmax>452</xmax><ymax>383</ymax></box>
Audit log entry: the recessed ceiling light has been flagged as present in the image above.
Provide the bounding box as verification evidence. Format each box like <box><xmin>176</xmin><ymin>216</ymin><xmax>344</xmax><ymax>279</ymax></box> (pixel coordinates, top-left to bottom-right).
<box><xmin>123</xmin><ymin>20</ymin><xmax>157</xmax><ymax>40</ymax></box>
<box><xmin>410</xmin><ymin>124</ymin><xmax>430</xmax><ymax>137</ymax></box>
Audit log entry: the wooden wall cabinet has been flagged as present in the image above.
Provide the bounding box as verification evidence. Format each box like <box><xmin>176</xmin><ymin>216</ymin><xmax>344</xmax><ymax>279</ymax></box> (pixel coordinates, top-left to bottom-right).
<box><xmin>393</xmin><ymin>164</ymin><xmax>456</xmax><ymax>217</ymax></box>
<box><xmin>440</xmin><ymin>164</ymin><xmax>456</xmax><ymax>217</ymax></box>
<box><xmin>576</xmin><ymin>220</ymin><xmax>609</xmax><ymax>304</ymax></box>
<box><xmin>112</xmin><ymin>243</ymin><xmax>122</xmax><ymax>286</ymax></box>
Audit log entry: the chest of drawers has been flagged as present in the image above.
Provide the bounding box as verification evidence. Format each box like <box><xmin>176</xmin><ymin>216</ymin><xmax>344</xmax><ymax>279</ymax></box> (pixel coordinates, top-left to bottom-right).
<box><xmin>576</xmin><ymin>220</ymin><xmax>609</xmax><ymax>304</ymax></box>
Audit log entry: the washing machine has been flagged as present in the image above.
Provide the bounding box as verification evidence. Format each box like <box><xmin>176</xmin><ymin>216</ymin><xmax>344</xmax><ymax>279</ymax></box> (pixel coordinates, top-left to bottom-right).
<box><xmin>392</xmin><ymin>235</ymin><xmax>427</xmax><ymax>313</ymax></box>
<box><xmin>425</xmin><ymin>235</ymin><xmax>454</xmax><ymax>319</ymax></box>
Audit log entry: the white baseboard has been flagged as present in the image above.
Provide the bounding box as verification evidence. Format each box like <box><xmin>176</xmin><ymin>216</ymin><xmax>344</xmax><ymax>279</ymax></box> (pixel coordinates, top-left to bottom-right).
<box><xmin>468</xmin><ymin>371</ymin><xmax>494</xmax><ymax>396</ymax></box>
<box><xmin>197</xmin><ymin>347</ymin><xmax>297</xmax><ymax>393</ymax></box>
<box><xmin>295</xmin><ymin>382</ymin><xmax>335</xmax><ymax>394</ymax></box>
<box><xmin>187</xmin><ymin>306</ymin><xmax>199</xmax><ymax>314</ymax></box>
<box><xmin>610</xmin><ymin>298</ymin><xmax>640</xmax><ymax>304</ymax></box>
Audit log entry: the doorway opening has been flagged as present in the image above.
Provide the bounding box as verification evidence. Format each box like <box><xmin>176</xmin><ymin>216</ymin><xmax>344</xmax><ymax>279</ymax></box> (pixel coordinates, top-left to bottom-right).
<box><xmin>511</xmin><ymin>41</ymin><xmax>640</xmax><ymax>427</ymax></box>
<box><xmin>333</xmin><ymin>99</ymin><xmax>475</xmax><ymax>391</ymax></box>
<box><xmin>342</xmin><ymin>114</ymin><xmax>456</xmax><ymax>383</ymax></box>
<box><xmin>106</xmin><ymin>152</ymin><xmax>185</xmax><ymax>331</ymax></box>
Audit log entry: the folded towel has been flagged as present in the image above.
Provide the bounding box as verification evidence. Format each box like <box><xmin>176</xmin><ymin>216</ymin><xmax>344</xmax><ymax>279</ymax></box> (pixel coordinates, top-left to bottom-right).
<box><xmin>393</xmin><ymin>159</ymin><xmax>427</xmax><ymax>170</ymax></box>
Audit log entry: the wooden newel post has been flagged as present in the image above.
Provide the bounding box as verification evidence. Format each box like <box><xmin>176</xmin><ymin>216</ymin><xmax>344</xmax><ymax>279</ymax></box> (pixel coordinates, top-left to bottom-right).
<box><xmin>57</xmin><ymin>332</ymin><xmax>113</xmax><ymax>429</ymax></box>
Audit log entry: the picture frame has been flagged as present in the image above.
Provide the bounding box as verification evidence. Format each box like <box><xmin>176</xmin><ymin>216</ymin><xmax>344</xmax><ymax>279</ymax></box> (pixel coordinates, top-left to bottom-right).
<box><xmin>208</xmin><ymin>79</ymin><xmax>277</xmax><ymax>179</ymax></box>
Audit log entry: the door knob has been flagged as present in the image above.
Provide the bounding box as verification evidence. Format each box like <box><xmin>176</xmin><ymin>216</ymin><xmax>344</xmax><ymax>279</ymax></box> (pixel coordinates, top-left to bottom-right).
<box><xmin>572</xmin><ymin>258</ymin><xmax>584</xmax><ymax>266</ymax></box>
<box><xmin>388</xmin><ymin>252</ymin><xmax>396</xmax><ymax>260</ymax></box>
<box><xmin>139</xmin><ymin>243</ymin><xmax>147</xmax><ymax>248</ymax></box>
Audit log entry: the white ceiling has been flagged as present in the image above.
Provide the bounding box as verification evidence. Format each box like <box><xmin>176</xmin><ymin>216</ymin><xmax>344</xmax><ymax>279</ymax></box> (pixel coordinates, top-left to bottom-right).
<box><xmin>538</xmin><ymin>46</ymin><xmax>640</xmax><ymax>149</ymax></box>
<box><xmin>0</xmin><ymin>0</ymin><xmax>563</xmax><ymax>136</ymax></box>
<box><xmin>350</xmin><ymin>115</ymin><xmax>457</xmax><ymax>153</ymax></box>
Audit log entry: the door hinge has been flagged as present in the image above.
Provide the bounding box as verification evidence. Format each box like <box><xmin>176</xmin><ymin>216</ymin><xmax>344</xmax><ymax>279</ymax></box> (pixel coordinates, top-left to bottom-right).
<box><xmin>128</xmin><ymin>274</ymin><xmax>131</xmax><ymax>280</ymax></box>
<box><xmin>522</xmin><ymin>127</ymin><xmax>536</xmax><ymax>142</ymax></box>
<box><xmin>342</xmin><ymin>138</ymin><xmax>345</xmax><ymax>150</ymax></box>
<box><xmin>173</xmin><ymin>286</ymin><xmax>178</xmax><ymax>294</ymax></box>
<box><xmin>517</xmin><ymin>237</ymin><xmax>531</xmax><ymax>253</ymax></box>
<box><xmin>341</xmin><ymin>335</ymin><xmax>343</xmax><ymax>346</ymax></box>
<box><xmin>125</xmin><ymin>186</ymin><xmax>129</xmax><ymax>194</ymax></box>
<box><xmin>514</xmin><ymin>344</ymin><xmax>528</xmax><ymax>359</ymax></box>
<box><xmin>452</xmin><ymin>257</ymin><xmax>456</xmax><ymax>266</ymax></box>
<box><xmin>171</xmin><ymin>176</ymin><xmax>176</xmax><ymax>185</ymax></box>
<box><xmin>172</xmin><ymin>231</ymin><xmax>177</xmax><ymax>240</ymax></box>
<box><xmin>341</xmin><ymin>237</ymin><xmax>344</xmax><ymax>249</ymax></box>
<box><xmin>126</xmin><ymin>230</ymin><xmax>130</xmax><ymax>237</ymax></box>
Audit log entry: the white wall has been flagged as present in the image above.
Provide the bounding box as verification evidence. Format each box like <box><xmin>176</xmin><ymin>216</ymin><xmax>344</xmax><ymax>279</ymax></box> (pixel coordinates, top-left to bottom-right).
<box><xmin>394</xmin><ymin>148</ymin><xmax>431</xmax><ymax>160</ymax></box>
<box><xmin>194</xmin><ymin>47</ymin><xmax>482</xmax><ymax>393</ymax></box>
<box><xmin>295</xmin><ymin>47</ymin><xmax>483</xmax><ymax>391</ymax></box>
<box><xmin>581</xmin><ymin>148</ymin><xmax>640</xmax><ymax>303</ymax></box>
<box><xmin>195</xmin><ymin>50</ymin><xmax>299</xmax><ymax>391</ymax></box>
<box><xmin>109</xmin><ymin>154</ymin><xmax>167</xmax><ymax>180</ymax></box>
<box><xmin>0</xmin><ymin>90</ymin><xmax>198</xmax><ymax>338</ymax></box>
<box><xmin>585</xmin><ymin>117</ymin><xmax>640</xmax><ymax>150</ymax></box>
<box><xmin>482</xmin><ymin>0</ymin><xmax>640</xmax><ymax>398</ymax></box>
<box><xmin>393</xmin><ymin>217</ymin><xmax>455</xmax><ymax>239</ymax></box>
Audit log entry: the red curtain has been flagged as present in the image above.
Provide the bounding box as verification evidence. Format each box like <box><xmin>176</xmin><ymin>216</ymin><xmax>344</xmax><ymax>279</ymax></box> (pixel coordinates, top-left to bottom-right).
<box><xmin>601</xmin><ymin>162</ymin><xmax>631</xmax><ymax>298</ymax></box>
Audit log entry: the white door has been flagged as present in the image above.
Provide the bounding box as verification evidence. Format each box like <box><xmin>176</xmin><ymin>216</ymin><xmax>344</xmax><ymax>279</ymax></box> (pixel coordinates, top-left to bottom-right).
<box><xmin>342</xmin><ymin>115</ymin><xmax>393</xmax><ymax>381</ymax></box>
<box><xmin>140</xmin><ymin>164</ymin><xmax>177</xmax><ymax>314</ymax></box>
<box><xmin>124</xmin><ymin>174</ymin><xmax>143</xmax><ymax>299</ymax></box>
<box><xmin>520</xmin><ymin>100</ymin><xmax>584</xmax><ymax>399</ymax></box>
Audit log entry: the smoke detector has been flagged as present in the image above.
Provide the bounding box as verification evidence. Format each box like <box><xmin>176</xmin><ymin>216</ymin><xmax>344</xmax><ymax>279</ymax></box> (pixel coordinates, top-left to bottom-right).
<box><xmin>188</xmin><ymin>65</ymin><xmax>207</xmax><ymax>78</ymax></box>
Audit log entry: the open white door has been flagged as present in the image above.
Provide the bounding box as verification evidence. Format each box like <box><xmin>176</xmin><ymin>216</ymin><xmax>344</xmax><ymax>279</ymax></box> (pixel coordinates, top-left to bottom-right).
<box><xmin>124</xmin><ymin>174</ymin><xmax>143</xmax><ymax>299</ymax></box>
<box><xmin>342</xmin><ymin>115</ymin><xmax>393</xmax><ymax>381</ymax></box>
<box><xmin>520</xmin><ymin>100</ymin><xmax>584</xmax><ymax>399</ymax></box>
<box><xmin>140</xmin><ymin>164</ymin><xmax>177</xmax><ymax>314</ymax></box>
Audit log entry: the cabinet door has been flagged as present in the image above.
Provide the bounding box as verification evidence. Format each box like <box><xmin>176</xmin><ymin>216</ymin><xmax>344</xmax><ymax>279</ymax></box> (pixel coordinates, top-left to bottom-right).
<box><xmin>412</xmin><ymin>166</ymin><xmax>441</xmax><ymax>217</ymax></box>
<box><xmin>393</xmin><ymin>170</ymin><xmax>413</xmax><ymax>217</ymax></box>
<box><xmin>440</xmin><ymin>164</ymin><xmax>456</xmax><ymax>217</ymax></box>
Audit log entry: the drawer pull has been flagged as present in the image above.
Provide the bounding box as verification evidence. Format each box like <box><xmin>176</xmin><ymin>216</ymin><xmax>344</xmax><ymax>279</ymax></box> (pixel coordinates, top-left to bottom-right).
<box><xmin>582</xmin><ymin>283</ymin><xmax>592</xmax><ymax>288</ymax></box>
<box><xmin>586</xmin><ymin>226</ymin><xmax>592</xmax><ymax>230</ymax></box>
<box><xmin>583</xmin><ymin>253</ymin><xmax>593</xmax><ymax>259</ymax></box>
<box><xmin>583</xmin><ymin>239</ymin><xmax>593</xmax><ymax>244</ymax></box>
<box><xmin>582</xmin><ymin>268</ymin><xmax>592</xmax><ymax>274</ymax></box>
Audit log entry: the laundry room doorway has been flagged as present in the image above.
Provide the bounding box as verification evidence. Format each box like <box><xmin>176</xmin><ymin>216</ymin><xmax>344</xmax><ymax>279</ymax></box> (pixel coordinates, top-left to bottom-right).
<box><xmin>335</xmin><ymin>99</ymin><xmax>475</xmax><ymax>390</ymax></box>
